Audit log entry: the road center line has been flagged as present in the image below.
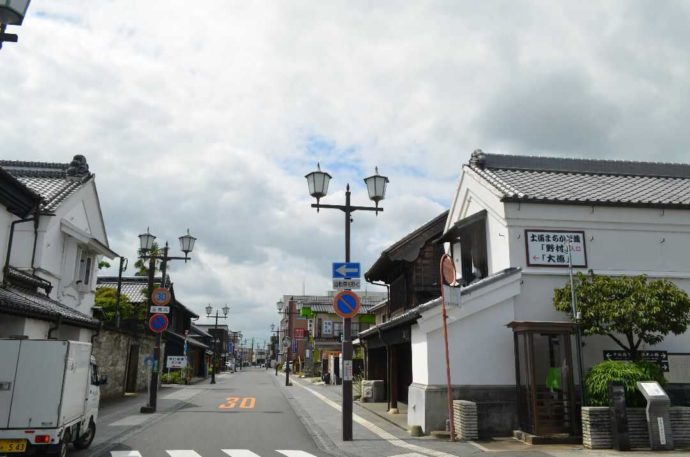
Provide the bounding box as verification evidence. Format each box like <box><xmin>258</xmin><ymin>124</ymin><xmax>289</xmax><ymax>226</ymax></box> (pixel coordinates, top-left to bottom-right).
<box><xmin>290</xmin><ymin>380</ymin><xmax>459</xmax><ymax>457</ymax></box>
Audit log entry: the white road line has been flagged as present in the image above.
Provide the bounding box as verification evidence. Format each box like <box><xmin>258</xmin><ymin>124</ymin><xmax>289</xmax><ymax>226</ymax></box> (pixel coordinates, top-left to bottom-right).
<box><xmin>389</xmin><ymin>454</ymin><xmax>431</xmax><ymax>457</ymax></box>
<box><xmin>291</xmin><ymin>379</ymin><xmax>459</xmax><ymax>457</ymax></box>
<box><xmin>109</xmin><ymin>414</ymin><xmax>160</xmax><ymax>426</ymax></box>
<box><xmin>166</xmin><ymin>451</ymin><xmax>203</xmax><ymax>457</ymax></box>
<box><xmin>221</xmin><ymin>450</ymin><xmax>261</xmax><ymax>457</ymax></box>
<box><xmin>161</xmin><ymin>389</ymin><xmax>201</xmax><ymax>401</ymax></box>
<box><xmin>276</xmin><ymin>451</ymin><xmax>318</xmax><ymax>457</ymax></box>
<box><xmin>468</xmin><ymin>441</ymin><xmax>494</xmax><ymax>452</ymax></box>
<box><xmin>111</xmin><ymin>452</ymin><xmax>143</xmax><ymax>457</ymax></box>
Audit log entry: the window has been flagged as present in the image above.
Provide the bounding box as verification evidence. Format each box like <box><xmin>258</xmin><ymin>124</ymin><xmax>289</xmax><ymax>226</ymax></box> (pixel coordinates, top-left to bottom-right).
<box><xmin>76</xmin><ymin>248</ymin><xmax>94</xmax><ymax>286</ymax></box>
<box><xmin>333</xmin><ymin>322</ymin><xmax>342</xmax><ymax>337</ymax></box>
<box><xmin>351</xmin><ymin>322</ymin><xmax>359</xmax><ymax>334</ymax></box>
<box><xmin>452</xmin><ymin>217</ymin><xmax>488</xmax><ymax>285</ymax></box>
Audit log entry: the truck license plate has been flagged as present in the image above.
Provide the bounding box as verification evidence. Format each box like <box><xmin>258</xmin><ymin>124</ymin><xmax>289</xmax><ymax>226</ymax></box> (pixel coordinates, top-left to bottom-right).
<box><xmin>0</xmin><ymin>439</ymin><xmax>27</xmax><ymax>452</ymax></box>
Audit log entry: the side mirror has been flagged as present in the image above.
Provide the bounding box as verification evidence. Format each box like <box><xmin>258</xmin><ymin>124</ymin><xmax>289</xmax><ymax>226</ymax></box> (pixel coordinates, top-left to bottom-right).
<box><xmin>98</xmin><ymin>375</ymin><xmax>108</xmax><ymax>386</ymax></box>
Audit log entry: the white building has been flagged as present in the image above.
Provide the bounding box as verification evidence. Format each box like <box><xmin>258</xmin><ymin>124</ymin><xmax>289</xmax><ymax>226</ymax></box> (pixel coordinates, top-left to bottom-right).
<box><xmin>407</xmin><ymin>151</ymin><xmax>690</xmax><ymax>437</ymax></box>
<box><xmin>0</xmin><ymin>155</ymin><xmax>117</xmax><ymax>342</ymax></box>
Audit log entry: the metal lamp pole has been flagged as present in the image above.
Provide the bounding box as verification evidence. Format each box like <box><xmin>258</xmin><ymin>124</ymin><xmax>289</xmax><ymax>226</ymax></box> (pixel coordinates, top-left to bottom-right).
<box><xmin>306</xmin><ymin>165</ymin><xmax>389</xmax><ymax>441</ymax></box>
<box><xmin>206</xmin><ymin>305</ymin><xmax>229</xmax><ymax>384</ymax></box>
<box><xmin>139</xmin><ymin>229</ymin><xmax>197</xmax><ymax>414</ymax></box>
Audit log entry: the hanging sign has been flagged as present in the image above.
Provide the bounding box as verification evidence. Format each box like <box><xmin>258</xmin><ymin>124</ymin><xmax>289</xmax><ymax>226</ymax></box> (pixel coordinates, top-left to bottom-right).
<box><xmin>525</xmin><ymin>230</ymin><xmax>587</xmax><ymax>267</ymax></box>
<box><xmin>322</xmin><ymin>320</ymin><xmax>333</xmax><ymax>335</ymax></box>
<box><xmin>151</xmin><ymin>287</ymin><xmax>172</xmax><ymax>306</ymax></box>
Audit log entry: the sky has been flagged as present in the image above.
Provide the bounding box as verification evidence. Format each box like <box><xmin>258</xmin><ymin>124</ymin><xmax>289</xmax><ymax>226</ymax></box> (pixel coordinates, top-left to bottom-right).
<box><xmin>2</xmin><ymin>1</ymin><xmax>690</xmax><ymax>343</ymax></box>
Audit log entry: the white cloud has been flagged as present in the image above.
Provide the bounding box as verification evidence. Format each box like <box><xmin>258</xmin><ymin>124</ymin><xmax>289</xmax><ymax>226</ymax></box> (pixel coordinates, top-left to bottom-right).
<box><xmin>3</xmin><ymin>1</ymin><xmax>690</xmax><ymax>340</ymax></box>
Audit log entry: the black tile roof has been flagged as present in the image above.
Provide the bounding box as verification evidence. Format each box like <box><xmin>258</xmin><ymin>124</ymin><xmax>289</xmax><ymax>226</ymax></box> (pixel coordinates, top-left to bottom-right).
<box><xmin>468</xmin><ymin>150</ymin><xmax>690</xmax><ymax>208</ymax></box>
<box><xmin>97</xmin><ymin>276</ymin><xmax>170</xmax><ymax>304</ymax></box>
<box><xmin>297</xmin><ymin>302</ymin><xmax>377</xmax><ymax>314</ymax></box>
<box><xmin>0</xmin><ymin>155</ymin><xmax>93</xmax><ymax>212</ymax></box>
<box><xmin>96</xmin><ymin>275</ymin><xmax>198</xmax><ymax>318</ymax></box>
<box><xmin>365</xmin><ymin>210</ymin><xmax>448</xmax><ymax>282</ymax></box>
<box><xmin>0</xmin><ymin>285</ymin><xmax>99</xmax><ymax>329</ymax></box>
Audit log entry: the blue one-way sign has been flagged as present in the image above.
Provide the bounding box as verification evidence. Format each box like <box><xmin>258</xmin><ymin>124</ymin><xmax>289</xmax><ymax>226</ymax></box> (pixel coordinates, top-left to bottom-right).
<box><xmin>332</xmin><ymin>262</ymin><xmax>360</xmax><ymax>279</ymax></box>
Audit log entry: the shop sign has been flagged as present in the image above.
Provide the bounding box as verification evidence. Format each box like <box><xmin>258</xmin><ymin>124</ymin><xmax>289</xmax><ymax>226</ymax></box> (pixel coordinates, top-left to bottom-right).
<box><xmin>322</xmin><ymin>320</ymin><xmax>333</xmax><ymax>335</ymax></box>
<box><xmin>525</xmin><ymin>230</ymin><xmax>587</xmax><ymax>267</ymax></box>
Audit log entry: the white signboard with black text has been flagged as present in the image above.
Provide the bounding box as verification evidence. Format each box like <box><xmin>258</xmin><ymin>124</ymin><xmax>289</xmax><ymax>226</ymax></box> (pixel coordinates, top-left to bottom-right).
<box><xmin>322</xmin><ymin>320</ymin><xmax>333</xmax><ymax>336</ymax></box>
<box><xmin>167</xmin><ymin>356</ymin><xmax>187</xmax><ymax>369</ymax></box>
<box><xmin>525</xmin><ymin>230</ymin><xmax>587</xmax><ymax>267</ymax></box>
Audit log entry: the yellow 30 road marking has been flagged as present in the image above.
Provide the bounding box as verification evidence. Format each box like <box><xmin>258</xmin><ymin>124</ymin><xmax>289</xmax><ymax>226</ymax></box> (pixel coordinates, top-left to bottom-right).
<box><xmin>219</xmin><ymin>396</ymin><xmax>255</xmax><ymax>409</ymax></box>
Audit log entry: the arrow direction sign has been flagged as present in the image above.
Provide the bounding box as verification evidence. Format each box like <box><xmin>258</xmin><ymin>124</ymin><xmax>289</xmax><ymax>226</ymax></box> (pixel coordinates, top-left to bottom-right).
<box><xmin>332</xmin><ymin>262</ymin><xmax>361</xmax><ymax>279</ymax></box>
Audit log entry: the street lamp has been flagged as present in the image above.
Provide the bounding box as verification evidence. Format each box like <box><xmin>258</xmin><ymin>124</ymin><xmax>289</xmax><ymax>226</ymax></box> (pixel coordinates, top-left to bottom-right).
<box><xmin>0</xmin><ymin>0</ymin><xmax>31</xmax><ymax>49</ymax></box>
<box><xmin>206</xmin><ymin>304</ymin><xmax>229</xmax><ymax>384</ymax></box>
<box><xmin>305</xmin><ymin>164</ymin><xmax>388</xmax><ymax>441</ymax></box>
<box><xmin>139</xmin><ymin>227</ymin><xmax>196</xmax><ymax>414</ymax></box>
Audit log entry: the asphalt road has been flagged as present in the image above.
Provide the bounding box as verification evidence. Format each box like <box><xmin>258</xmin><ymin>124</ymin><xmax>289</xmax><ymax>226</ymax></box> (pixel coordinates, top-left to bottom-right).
<box><xmin>86</xmin><ymin>368</ymin><xmax>324</xmax><ymax>457</ymax></box>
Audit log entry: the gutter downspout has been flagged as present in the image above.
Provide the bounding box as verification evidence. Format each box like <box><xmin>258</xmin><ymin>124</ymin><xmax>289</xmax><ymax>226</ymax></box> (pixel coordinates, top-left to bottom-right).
<box><xmin>30</xmin><ymin>207</ymin><xmax>41</xmax><ymax>272</ymax></box>
<box><xmin>48</xmin><ymin>315</ymin><xmax>63</xmax><ymax>339</ymax></box>
<box><xmin>91</xmin><ymin>321</ymin><xmax>102</xmax><ymax>345</ymax></box>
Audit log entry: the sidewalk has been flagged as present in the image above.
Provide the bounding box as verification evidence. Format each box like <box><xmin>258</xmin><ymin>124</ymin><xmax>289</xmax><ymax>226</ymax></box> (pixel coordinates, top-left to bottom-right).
<box><xmin>276</xmin><ymin>374</ymin><xmax>690</xmax><ymax>457</ymax></box>
<box><xmin>74</xmin><ymin>374</ymin><xmax>227</xmax><ymax>457</ymax></box>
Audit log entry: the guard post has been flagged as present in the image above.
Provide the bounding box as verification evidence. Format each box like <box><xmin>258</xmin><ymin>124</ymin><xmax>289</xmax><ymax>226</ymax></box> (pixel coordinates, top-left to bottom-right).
<box><xmin>636</xmin><ymin>381</ymin><xmax>674</xmax><ymax>451</ymax></box>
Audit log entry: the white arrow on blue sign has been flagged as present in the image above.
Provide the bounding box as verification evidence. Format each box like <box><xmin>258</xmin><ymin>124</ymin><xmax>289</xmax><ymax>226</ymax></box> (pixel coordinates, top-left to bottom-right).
<box><xmin>332</xmin><ymin>262</ymin><xmax>360</xmax><ymax>279</ymax></box>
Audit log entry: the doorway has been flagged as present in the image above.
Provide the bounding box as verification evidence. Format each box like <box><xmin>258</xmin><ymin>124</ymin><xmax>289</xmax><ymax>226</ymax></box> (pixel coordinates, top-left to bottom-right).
<box><xmin>124</xmin><ymin>344</ymin><xmax>139</xmax><ymax>393</ymax></box>
<box><xmin>509</xmin><ymin>321</ymin><xmax>579</xmax><ymax>436</ymax></box>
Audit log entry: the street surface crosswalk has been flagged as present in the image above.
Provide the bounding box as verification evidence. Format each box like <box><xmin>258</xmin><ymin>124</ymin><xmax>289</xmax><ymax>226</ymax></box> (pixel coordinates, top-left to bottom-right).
<box><xmin>111</xmin><ymin>450</ymin><xmax>318</xmax><ymax>457</ymax></box>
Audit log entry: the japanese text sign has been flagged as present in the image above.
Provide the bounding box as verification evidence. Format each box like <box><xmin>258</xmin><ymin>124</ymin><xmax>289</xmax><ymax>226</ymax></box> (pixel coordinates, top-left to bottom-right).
<box><xmin>525</xmin><ymin>230</ymin><xmax>587</xmax><ymax>267</ymax></box>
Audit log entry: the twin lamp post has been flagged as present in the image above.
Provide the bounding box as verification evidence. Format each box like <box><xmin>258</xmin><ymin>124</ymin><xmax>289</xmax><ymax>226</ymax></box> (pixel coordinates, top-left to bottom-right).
<box><xmin>0</xmin><ymin>0</ymin><xmax>31</xmax><ymax>49</ymax></box>
<box><xmin>205</xmin><ymin>304</ymin><xmax>229</xmax><ymax>385</ymax></box>
<box><xmin>304</xmin><ymin>163</ymin><xmax>389</xmax><ymax>441</ymax></box>
<box><xmin>138</xmin><ymin>227</ymin><xmax>196</xmax><ymax>414</ymax></box>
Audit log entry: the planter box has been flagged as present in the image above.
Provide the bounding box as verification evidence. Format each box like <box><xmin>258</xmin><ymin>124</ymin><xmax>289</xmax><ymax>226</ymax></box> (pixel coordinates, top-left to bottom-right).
<box><xmin>582</xmin><ymin>406</ymin><xmax>690</xmax><ymax>449</ymax></box>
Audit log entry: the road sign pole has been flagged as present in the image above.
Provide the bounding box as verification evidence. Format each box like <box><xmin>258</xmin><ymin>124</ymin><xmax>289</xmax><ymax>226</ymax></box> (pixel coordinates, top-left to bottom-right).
<box><xmin>342</xmin><ymin>185</ymin><xmax>353</xmax><ymax>441</ymax></box>
<box><xmin>142</xmin><ymin>245</ymin><xmax>169</xmax><ymax>414</ymax></box>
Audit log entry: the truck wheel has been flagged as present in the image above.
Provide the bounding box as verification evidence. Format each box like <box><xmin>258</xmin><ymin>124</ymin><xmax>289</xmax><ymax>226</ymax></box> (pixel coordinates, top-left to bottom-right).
<box><xmin>73</xmin><ymin>421</ymin><xmax>96</xmax><ymax>449</ymax></box>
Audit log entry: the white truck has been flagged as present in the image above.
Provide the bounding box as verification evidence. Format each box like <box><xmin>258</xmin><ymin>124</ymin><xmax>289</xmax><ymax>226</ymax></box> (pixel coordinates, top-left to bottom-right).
<box><xmin>0</xmin><ymin>339</ymin><xmax>106</xmax><ymax>456</ymax></box>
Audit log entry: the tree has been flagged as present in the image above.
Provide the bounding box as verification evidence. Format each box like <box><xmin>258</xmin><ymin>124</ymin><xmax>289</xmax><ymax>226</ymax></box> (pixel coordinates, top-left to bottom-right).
<box><xmin>554</xmin><ymin>272</ymin><xmax>690</xmax><ymax>361</ymax></box>
<box><xmin>134</xmin><ymin>242</ymin><xmax>162</xmax><ymax>276</ymax></box>
<box><xmin>94</xmin><ymin>288</ymin><xmax>143</xmax><ymax>322</ymax></box>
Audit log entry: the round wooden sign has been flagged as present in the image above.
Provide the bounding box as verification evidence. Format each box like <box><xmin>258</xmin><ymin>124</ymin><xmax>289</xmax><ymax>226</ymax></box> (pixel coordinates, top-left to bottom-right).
<box><xmin>441</xmin><ymin>254</ymin><xmax>456</xmax><ymax>286</ymax></box>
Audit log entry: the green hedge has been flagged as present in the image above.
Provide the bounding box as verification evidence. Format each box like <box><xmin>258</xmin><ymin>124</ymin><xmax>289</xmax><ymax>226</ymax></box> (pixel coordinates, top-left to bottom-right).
<box><xmin>585</xmin><ymin>360</ymin><xmax>666</xmax><ymax>407</ymax></box>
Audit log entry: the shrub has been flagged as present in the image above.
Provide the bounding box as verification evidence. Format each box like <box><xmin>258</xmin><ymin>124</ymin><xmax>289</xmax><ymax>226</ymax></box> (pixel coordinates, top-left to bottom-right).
<box><xmin>585</xmin><ymin>360</ymin><xmax>666</xmax><ymax>407</ymax></box>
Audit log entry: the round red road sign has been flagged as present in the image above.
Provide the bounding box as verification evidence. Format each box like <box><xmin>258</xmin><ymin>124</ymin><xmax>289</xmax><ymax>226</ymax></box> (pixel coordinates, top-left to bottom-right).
<box><xmin>151</xmin><ymin>287</ymin><xmax>172</xmax><ymax>306</ymax></box>
<box><xmin>148</xmin><ymin>313</ymin><xmax>169</xmax><ymax>333</ymax></box>
<box><xmin>333</xmin><ymin>290</ymin><xmax>361</xmax><ymax>319</ymax></box>
<box><xmin>441</xmin><ymin>254</ymin><xmax>456</xmax><ymax>285</ymax></box>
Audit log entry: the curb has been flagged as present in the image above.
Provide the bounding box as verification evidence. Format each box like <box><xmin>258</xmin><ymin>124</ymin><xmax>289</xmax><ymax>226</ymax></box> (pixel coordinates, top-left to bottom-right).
<box><xmin>270</xmin><ymin>373</ymin><xmax>358</xmax><ymax>457</ymax></box>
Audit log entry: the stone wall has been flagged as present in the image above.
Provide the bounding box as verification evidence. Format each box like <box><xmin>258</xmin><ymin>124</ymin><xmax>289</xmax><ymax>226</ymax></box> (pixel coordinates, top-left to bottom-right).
<box><xmin>582</xmin><ymin>406</ymin><xmax>690</xmax><ymax>449</ymax></box>
<box><xmin>408</xmin><ymin>384</ymin><xmax>516</xmax><ymax>437</ymax></box>
<box><xmin>92</xmin><ymin>327</ymin><xmax>158</xmax><ymax>401</ymax></box>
